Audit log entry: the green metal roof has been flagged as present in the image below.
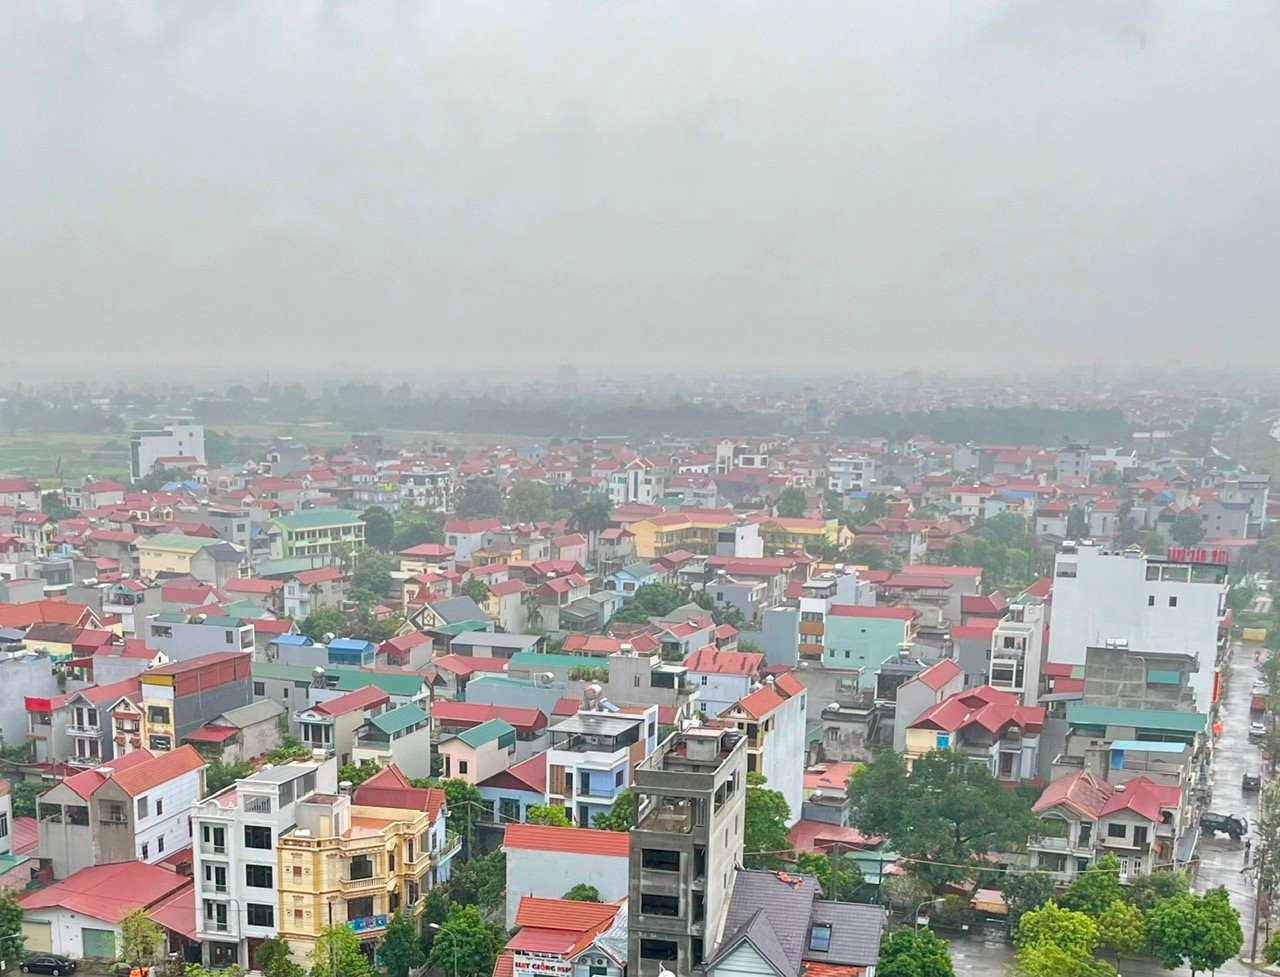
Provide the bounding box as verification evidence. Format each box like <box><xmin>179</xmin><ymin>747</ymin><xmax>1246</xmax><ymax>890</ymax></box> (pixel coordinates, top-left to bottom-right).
<box><xmin>433</xmin><ymin>619</ymin><xmax>491</xmax><ymax>636</ymax></box>
<box><xmin>509</xmin><ymin>651</ymin><xmax>609</xmax><ymax>671</ymax></box>
<box><xmin>616</xmin><ymin>560</ymin><xmax>658</xmax><ymax>579</ymax></box>
<box><xmin>1066</xmin><ymin>704</ymin><xmax>1206</xmax><ymax>734</ymax></box>
<box><xmin>462</xmin><ymin>675</ymin><xmax>537</xmax><ymax>691</ymax></box>
<box><xmin>455</xmin><ymin>718</ymin><xmax>516</xmax><ymax>748</ymax></box>
<box><xmin>255</xmin><ymin>556</ymin><xmax>334</xmax><ymax>578</ymax></box>
<box><xmin>272</xmin><ymin>508</ymin><xmax>363</xmax><ymax>531</ymax></box>
<box><xmin>252</xmin><ymin>661</ymin><xmax>317</xmax><ymax>682</ymax></box>
<box><xmin>220</xmin><ymin>600</ymin><xmax>267</xmax><ymax>618</ymax></box>
<box><xmin>333</xmin><ymin>670</ymin><xmax>425</xmax><ymax>697</ymax></box>
<box><xmin>368</xmin><ymin>703</ymin><xmax>429</xmax><ymax>735</ymax></box>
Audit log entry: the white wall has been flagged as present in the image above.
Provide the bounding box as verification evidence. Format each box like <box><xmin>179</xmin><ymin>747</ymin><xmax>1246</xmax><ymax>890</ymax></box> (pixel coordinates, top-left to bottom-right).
<box><xmin>504</xmin><ymin>848</ymin><xmax>629</xmax><ymax>927</ymax></box>
<box><xmin>764</xmin><ymin>691</ymin><xmax>806</xmax><ymax>826</ymax></box>
<box><xmin>25</xmin><ymin>907</ymin><xmax>118</xmax><ymax>959</ymax></box>
<box><xmin>1048</xmin><ymin>545</ymin><xmax>1225</xmax><ymax>711</ymax></box>
<box><xmin>135</xmin><ymin>768</ymin><xmax>202</xmax><ymax>862</ymax></box>
<box><xmin>693</xmin><ymin>673</ymin><xmax>752</xmax><ymax>718</ymax></box>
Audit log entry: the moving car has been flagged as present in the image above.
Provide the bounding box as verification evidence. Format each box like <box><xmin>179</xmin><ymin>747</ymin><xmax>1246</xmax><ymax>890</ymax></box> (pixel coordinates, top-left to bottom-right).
<box><xmin>20</xmin><ymin>956</ymin><xmax>77</xmax><ymax>976</ymax></box>
<box><xmin>1243</xmin><ymin>773</ymin><xmax>1262</xmax><ymax>792</ymax></box>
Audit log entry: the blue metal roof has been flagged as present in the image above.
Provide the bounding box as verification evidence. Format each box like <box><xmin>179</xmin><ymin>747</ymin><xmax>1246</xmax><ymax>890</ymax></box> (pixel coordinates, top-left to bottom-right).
<box><xmin>329</xmin><ymin>638</ymin><xmax>376</xmax><ymax>653</ymax></box>
<box><xmin>272</xmin><ymin>633</ymin><xmax>315</xmax><ymax>646</ymax></box>
<box><xmin>1109</xmin><ymin>740</ymin><xmax>1188</xmax><ymax>753</ymax></box>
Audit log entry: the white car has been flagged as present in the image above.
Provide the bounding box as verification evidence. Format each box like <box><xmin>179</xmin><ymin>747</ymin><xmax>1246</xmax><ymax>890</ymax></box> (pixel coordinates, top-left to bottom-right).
<box><xmin>1251</xmin><ymin>722</ymin><xmax>1268</xmax><ymax>738</ymax></box>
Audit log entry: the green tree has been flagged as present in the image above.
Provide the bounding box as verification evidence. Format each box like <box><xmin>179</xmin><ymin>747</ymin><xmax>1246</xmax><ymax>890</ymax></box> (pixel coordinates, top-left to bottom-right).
<box><xmin>570</xmin><ymin>494</ymin><xmax>613</xmax><ymax>538</ymax></box>
<box><xmin>8</xmin><ymin>779</ymin><xmax>46</xmax><ymax>817</ymax></box>
<box><xmin>1170</xmin><ymin>510</ymin><xmax>1206</xmax><ymax>547</ymax></box>
<box><xmin>1264</xmin><ymin>930</ymin><xmax>1280</xmax><ymax>965</ymax></box>
<box><xmin>776</xmin><ymin>487</ymin><xmax>808</xmax><ymax>518</ymax></box>
<box><xmin>298</xmin><ymin>606</ymin><xmax>347</xmax><ymax>642</ymax></box>
<box><xmin>1013</xmin><ymin>902</ymin><xmax>1112</xmax><ymax>977</ymax></box>
<box><xmin>848</xmin><ymin>750</ymin><xmax>1037</xmax><ymax>889</ymax></box>
<box><xmin>455</xmin><ymin>481</ymin><xmax>503</xmax><ymax>519</ymax></box>
<box><xmin>254</xmin><ymin>936</ymin><xmax>304</xmax><ymax>977</ymax></box>
<box><xmin>442</xmin><ymin>779</ymin><xmax>484</xmax><ymax>861</ymax></box>
<box><xmin>264</xmin><ymin>733</ymin><xmax>313</xmax><ymax>764</ymax></box>
<box><xmin>420</xmin><ymin>887</ymin><xmax>452</xmax><ymax>957</ymax></box>
<box><xmin>1096</xmin><ymin>899</ymin><xmax>1145</xmax><ymax>968</ymax></box>
<box><xmin>351</xmin><ymin>550</ymin><xmax>400</xmax><ymax>603</ymax></box>
<box><xmin>447</xmin><ymin>850</ymin><xmax>506</xmax><ymax>913</ymax></box>
<box><xmin>380</xmin><ymin>911</ymin><xmax>426</xmax><ymax>977</ymax></box>
<box><xmin>851</xmin><ymin>493</ymin><xmax>891</xmax><ymax>526</ymax></box>
<box><xmin>393</xmin><ymin>512</ymin><xmax>446</xmax><ymax>550</ymax></box>
<box><xmin>876</xmin><ymin>927</ymin><xmax>955</xmax><ymax>977</ymax></box>
<box><xmin>42</xmin><ymin>493</ymin><xmax>77</xmax><ymax>521</ymax></box>
<box><xmin>506</xmin><ymin>481</ymin><xmax>556</xmax><ymax>524</ymax></box>
<box><xmin>1066</xmin><ymin>507</ymin><xmax>1089</xmax><ymax>539</ymax></box>
<box><xmin>526</xmin><ymin>804</ymin><xmax>572</xmax><ymax>827</ymax></box>
<box><xmin>459</xmin><ymin>577</ymin><xmax>492</xmax><ymax>605</ymax></box>
<box><xmin>1124</xmin><ymin>870</ymin><xmax>1188</xmax><ymax>910</ymax></box>
<box><xmin>795</xmin><ymin>851</ymin><xmax>865</xmax><ymax>902</ymax></box>
<box><xmin>1000</xmin><ymin>872</ymin><xmax>1057</xmax><ymax>928</ymax></box>
<box><xmin>592</xmin><ymin>788</ymin><xmax>635</xmax><ymax>831</ymax></box>
<box><xmin>1145</xmin><ymin>888</ymin><xmax>1242</xmax><ymax>976</ymax></box>
<box><xmin>311</xmin><ymin>922</ymin><xmax>372</xmax><ymax>977</ymax></box>
<box><xmin>360</xmin><ymin>506</ymin><xmax>395</xmax><ymax>551</ymax></box>
<box><xmin>844</xmin><ymin>540</ymin><xmax>888</xmax><ymax>570</ymax></box>
<box><xmin>427</xmin><ymin>905</ymin><xmax>506</xmax><ymax>977</ymax></box>
<box><xmin>337</xmin><ymin>760</ymin><xmax>382</xmax><ymax>787</ymax></box>
<box><xmin>206</xmin><ymin>758</ymin><xmax>253</xmax><ymax>794</ymax></box>
<box><xmin>1061</xmin><ymin>853</ymin><xmax>1123</xmax><ymax>918</ymax></box>
<box><xmin>563</xmin><ymin>883</ymin><xmax>601</xmax><ymax>902</ymax></box>
<box><xmin>0</xmin><ymin>893</ymin><xmax>25</xmax><ymax>964</ymax></box>
<box><xmin>743</xmin><ymin>772</ymin><xmax>792</xmax><ymax>869</ymax></box>
<box><xmin>607</xmin><ymin>582</ymin><xmax>686</xmax><ymax>625</ymax></box>
<box><xmin>522</xmin><ymin>590</ymin><xmax>544</xmax><ymax>631</ymax></box>
<box><xmin>1144</xmin><ymin>530</ymin><xmax>1166</xmax><ymax>556</ymax></box>
<box><xmin>136</xmin><ymin>466</ymin><xmax>186</xmax><ymax>491</ymax></box>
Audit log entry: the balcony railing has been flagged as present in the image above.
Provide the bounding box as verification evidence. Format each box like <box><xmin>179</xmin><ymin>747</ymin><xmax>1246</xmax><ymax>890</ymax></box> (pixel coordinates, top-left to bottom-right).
<box><xmin>433</xmin><ymin>832</ymin><xmax>462</xmax><ymax>864</ymax></box>
<box><xmin>339</xmin><ymin>874</ymin><xmax>385</xmax><ymax>895</ymax></box>
<box><xmin>67</xmin><ymin>724</ymin><xmax>100</xmax><ymax>737</ymax></box>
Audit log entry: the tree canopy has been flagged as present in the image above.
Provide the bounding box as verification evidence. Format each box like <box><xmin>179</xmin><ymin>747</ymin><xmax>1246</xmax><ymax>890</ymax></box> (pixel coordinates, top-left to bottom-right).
<box><xmin>563</xmin><ymin>884</ymin><xmax>601</xmax><ymax>902</ymax></box>
<box><xmin>360</xmin><ymin>506</ymin><xmax>395</xmax><ymax>550</ymax></box>
<box><xmin>776</xmin><ymin>487</ymin><xmax>808</xmax><ymax>518</ymax></box>
<box><xmin>592</xmin><ymin>788</ymin><xmax>635</xmax><ymax>831</ymax></box>
<box><xmin>608</xmin><ymin>583</ymin><xmax>687</xmax><ymax>625</ymax></box>
<box><xmin>1060</xmin><ymin>853</ymin><xmax>1123</xmax><ymax>918</ymax></box>
<box><xmin>526</xmin><ymin>804</ymin><xmax>572</xmax><ymax>827</ymax></box>
<box><xmin>380</xmin><ymin>911</ymin><xmax>427</xmax><ymax>977</ymax></box>
<box><xmin>848</xmin><ymin>749</ymin><xmax>1037</xmax><ymax>888</ymax></box>
<box><xmin>1145</xmin><ymin>888</ymin><xmax>1242</xmax><ymax>975</ymax></box>
<box><xmin>876</xmin><ymin>927</ymin><xmax>955</xmax><ymax>977</ymax></box>
<box><xmin>427</xmin><ymin>904</ymin><xmax>507</xmax><ymax>977</ymax></box>
<box><xmin>743</xmin><ymin>772</ymin><xmax>792</xmax><ymax>869</ymax></box>
<box><xmin>312</xmin><ymin>922</ymin><xmax>372</xmax><ymax>977</ymax></box>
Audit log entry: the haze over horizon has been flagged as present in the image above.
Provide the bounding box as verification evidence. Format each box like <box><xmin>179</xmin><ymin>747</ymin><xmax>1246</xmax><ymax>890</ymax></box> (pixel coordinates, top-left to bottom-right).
<box><xmin>3</xmin><ymin>1</ymin><xmax>1279</xmax><ymax>372</ymax></box>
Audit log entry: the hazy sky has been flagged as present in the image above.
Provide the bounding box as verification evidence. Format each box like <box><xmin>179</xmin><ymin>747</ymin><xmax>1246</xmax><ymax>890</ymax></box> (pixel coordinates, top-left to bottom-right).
<box><xmin>3</xmin><ymin>1</ymin><xmax>1279</xmax><ymax>374</ymax></box>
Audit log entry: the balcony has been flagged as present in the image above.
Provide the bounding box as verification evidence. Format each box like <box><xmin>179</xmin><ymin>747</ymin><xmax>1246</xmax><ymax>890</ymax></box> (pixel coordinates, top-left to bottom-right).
<box><xmin>339</xmin><ymin>873</ymin><xmax>385</xmax><ymax>895</ymax></box>
<box><xmin>202</xmin><ymin>882</ymin><xmax>229</xmax><ymax>896</ymax></box>
<box><xmin>67</xmin><ymin>723</ymin><xmax>101</xmax><ymax>737</ymax></box>
<box><xmin>200</xmin><ymin>843</ymin><xmax>228</xmax><ymax>856</ymax></box>
<box><xmin>432</xmin><ymin>832</ymin><xmax>462</xmax><ymax>865</ymax></box>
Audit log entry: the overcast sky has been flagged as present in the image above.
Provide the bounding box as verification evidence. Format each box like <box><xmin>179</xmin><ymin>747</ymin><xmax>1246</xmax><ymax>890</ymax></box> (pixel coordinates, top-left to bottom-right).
<box><xmin>3</xmin><ymin>1</ymin><xmax>1279</xmax><ymax>376</ymax></box>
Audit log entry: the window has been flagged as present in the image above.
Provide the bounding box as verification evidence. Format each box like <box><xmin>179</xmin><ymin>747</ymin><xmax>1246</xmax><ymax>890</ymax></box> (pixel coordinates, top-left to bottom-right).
<box><xmin>1106</xmin><ymin>823</ymin><xmax>1126</xmax><ymax>839</ymax></box>
<box><xmin>244</xmin><ymin>825</ymin><xmax>273</xmax><ymax>849</ymax></box>
<box><xmin>642</xmin><ymin>848</ymin><xmax>681</xmax><ymax>872</ymax></box>
<box><xmin>149</xmin><ymin>735</ymin><xmax>172</xmax><ymax>752</ymax></box>
<box><xmin>1148</xmin><ymin>595</ymin><xmax>1155</xmax><ymax>606</ymax></box>
<box><xmin>1078</xmin><ymin>822</ymin><xmax>1092</xmax><ymax>847</ymax></box>
<box><xmin>615</xmin><ymin>769</ymin><xmax>625</xmax><ymax>787</ymax></box>
<box><xmin>244</xmin><ymin>795</ymin><xmax>272</xmax><ymax>814</ymax></box>
<box><xmin>254</xmin><ymin>682</ymin><xmax>266</xmax><ymax>696</ymax></box>
<box><xmin>349</xmin><ymin>855</ymin><xmax>374</xmax><ymax>881</ymax></box>
<box><xmin>641</xmin><ymin>894</ymin><xmax>680</xmax><ymax>916</ymax></box>
<box><xmin>639</xmin><ymin>940</ymin><xmax>678</xmax><ymax>962</ymax></box>
<box><xmin>157</xmin><ymin>835</ymin><xmax>165</xmax><ymax>853</ymax></box>
<box><xmin>1168</xmin><ymin>596</ymin><xmax>1177</xmax><ymax>607</ymax></box>
<box><xmin>246</xmin><ymin>904</ymin><xmax>274</xmax><ymax>927</ymax></box>
<box><xmin>809</xmin><ymin>923</ymin><xmax>832</xmax><ymax>953</ymax></box>
<box><xmin>137</xmin><ymin>796</ymin><xmax>150</xmax><ymax>819</ymax></box>
<box><xmin>202</xmin><ymin>825</ymin><xmax>226</xmax><ymax>852</ymax></box>
<box><xmin>347</xmin><ymin>897</ymin><xmax>374</xmax><ymax>921</ymax></box>
<box><xmin>67</xmin><ymin>806</ymin><xmax>89</xmax><ymax>826</ymax></box>
<box><xmin>148</xmin><ymin>706</ymin><xmax>171</xmax><ymax>725</ymax></box>
<box><xmin>458</xmin><ymin>760</ymin><xmax>469</xmax><ymax>775</ymax></box>
<box><xmin>246</xmin><ymin>864</ymin><xmax>273</xmax><ymax>888</ymax></box>
<box><xmin>156</xmin><ymin>798</ymin><xmax>163</xmax><ymax>816</ymax></box>
<box><xmin>142</xmin><ymin>842</ymin><xmax>150</xmax><ymax>859</ymax></box>
<box><xmin>38</xmin><ymin>803</ymin><xmax>62</xmax><ymax>824</ymax></box>
<box><xmin>0</xmin><ymin>813</ymin><xmax>7</xmax><ymax>838</ymax></box>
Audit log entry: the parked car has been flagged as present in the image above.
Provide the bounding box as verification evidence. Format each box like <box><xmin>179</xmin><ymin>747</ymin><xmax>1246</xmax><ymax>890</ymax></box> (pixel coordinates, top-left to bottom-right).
<box><xmin>21</xmin><ymin>955</ymin><xmax>77</xmax><ymax>976</ymax></box>
<box><xmin>1251</xmin><ymin>721</ymin><xmax>1268</xmax><ymax>739</ymax></box>
<box><xmin>1244</xmin><ymin>773</ymin><xmax>1262</xmax><ymax>792</ymax></box>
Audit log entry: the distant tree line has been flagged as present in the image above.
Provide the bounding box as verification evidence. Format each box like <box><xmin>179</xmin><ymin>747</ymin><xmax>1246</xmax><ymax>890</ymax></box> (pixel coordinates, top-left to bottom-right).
<box><xmin>832</xmin><ymin>408</ymin><xmax>1131</xmax><ymax>445</ymax></box>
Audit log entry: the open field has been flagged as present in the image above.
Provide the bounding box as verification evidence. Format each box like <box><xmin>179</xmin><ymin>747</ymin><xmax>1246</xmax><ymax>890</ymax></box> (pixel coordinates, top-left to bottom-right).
<box><xmin>0</xmin><ymin>434</ymin><xmax>131</xmax><ymax>486</ymax></box>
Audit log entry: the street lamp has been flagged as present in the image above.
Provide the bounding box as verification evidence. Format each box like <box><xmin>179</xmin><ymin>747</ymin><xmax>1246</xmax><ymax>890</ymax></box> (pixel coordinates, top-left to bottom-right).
<box><xmin>914</xmin><ymin>897</ymin><xmax>945</xmax><ymax>934</ymax></box>
<box><xmin>428</xmin><ymin>922</ymin><xmax>458</xmax><ymax>977</ymax></box>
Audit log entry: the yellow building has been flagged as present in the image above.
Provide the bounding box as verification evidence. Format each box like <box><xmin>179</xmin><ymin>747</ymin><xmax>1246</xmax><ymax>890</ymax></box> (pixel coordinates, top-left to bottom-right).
<box><xmin>627</xmin><ymin>510</ymin><xmax>741</xmax><ymax>558</ymax></box>
<box><xmin>137</xmin><ymin>532</ymin><xmax>222</xmax><ymax>577</ymax></box>
<box><xmin>277</xmin><ymin>774</ymin><xmax>457</xmax><ymax>965</ymax></box>
<box><xmin>758</xmin><ymin>517</ymin><xmax>842</xmax><ymax>552</ymax></box>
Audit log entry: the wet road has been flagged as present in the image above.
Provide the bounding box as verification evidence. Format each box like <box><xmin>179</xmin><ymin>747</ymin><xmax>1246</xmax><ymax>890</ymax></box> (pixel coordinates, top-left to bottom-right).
<box><xmin>950</xmin><ymin>642</ymin><xmax>1265</xmax><ymax>977</ymax></box>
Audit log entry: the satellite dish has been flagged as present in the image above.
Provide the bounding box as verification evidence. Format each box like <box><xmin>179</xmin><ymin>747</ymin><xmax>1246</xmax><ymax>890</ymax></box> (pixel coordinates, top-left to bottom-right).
<box><xmin>536</xmin><ymin>672</ymin><xmax>555</xmax><ymax>688</ymax></box>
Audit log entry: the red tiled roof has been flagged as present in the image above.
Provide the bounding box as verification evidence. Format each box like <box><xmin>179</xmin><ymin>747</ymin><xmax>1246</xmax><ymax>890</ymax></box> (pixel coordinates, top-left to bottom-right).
<box><xmin>911</xmin><ymin>658</ymin><xmax>963</xmax><ymax>690</ymax></box>
<box><xmin>503</xmin><ymin>822</ymin><xmax>631</xmax><ymax>857</ymax></box>
<box><xmin>788</xmin><ymin>819</ymin><xmax>879</xmax><ymax>854</ymax></box>
<box><xmin>910</xmin><ymin>686</ymin><xmax>1045</xmax><ymax>736</ymax></box>
<box><xmin>312</xmin><ymin>685</ymin><xmax>390</xmax><ymax>717</ymax></box>
<box><xmin>492</xmin><ymin>953</ymin><xmax>514</xmax><ymax>977</ymax></box>
<box><xmin>12</xmin><ymin>815</ymin><xmax>39</xmax><ymax>856</ymax></box>
<box><xmin>292</xmin><ymin>566</ymin><xmax>345</xmax><ymax>585</ymax></box>
<box><xmin>59</xmin><ymin>747</ymin><xmax>157</xmax><ymax>799</ymax></box>
<box><xmin>803</xmin><ymin>762</ymin><xmax>857</xmax><ymax>793</ymax></box>
<box><xmin>222</xmin><ymin>578</ymin><xmax>284</xmax><ymax>594</ymax></box>
<box><xmin>400</xmin><ymin>543</ymin><xmax>456</xmax><ymax>558</ymax></box>
<box><xmin>184</xmin><ymin>725</ymin><xmax>240</xmax><ymax>744</ymax></box>
<box><xmin>0</xmin><ymin>599</ymin><xmax>97</xmax><ymax>629</ymax></box>
<box><xmin>951</xmin><ymin>620</ymin><xmax>1000</xmax><ymax>640</ymax></box>
<box><xmin>1099</xmin><ymin>775</ymin><xmax>1181</xmax><ymax>822</ymax></box>
<box><xmin>730</xmin><ymin>684</ymin><xmax>788</xmax><ymax>720</ymax></box>
<box><xmin>431</xmin><ymin>700</ymin><xmax>547</xmax><ymax>733</ymax></box>
<box><xmin>444</xmin><ymin>518</ymin><xmax>502</xmax><ymax>535</ymax></box>
<box><xmin>111</xmin><ymin>745</ymin><xmax>206</xmax><ymax>797</ymax></box>
<box><xmin>480</xmin><ymin>751</ymin><xmax>548</xmax><ymax>794</ymax></box>
<box><xmin>684</xmin><ymin>645</ymin><xmax>763</xmax><ymax>676</ymax></box>
<box><xmin>431</xmin><ymin>654</ymin><xmax>508</xmax><ymax>677</ymax></box>
<box><xmin>1033</xmin><ymin>769</ymin><xmax>1113</xmax><ymax>820</ymax></box>
<box><xmin>18</xmin><ymin>861</ymin><xmax>192</xmax><ymax>924</ymax></box>
<box><xmin>352</xmin><ymin>764</ymin><xmax>446</xmax><ymax>821</ymax></box>
<box><xmin>899</xmin><ymin>564</ymin><xmax>983</xmax><ymax>577</ymax></box>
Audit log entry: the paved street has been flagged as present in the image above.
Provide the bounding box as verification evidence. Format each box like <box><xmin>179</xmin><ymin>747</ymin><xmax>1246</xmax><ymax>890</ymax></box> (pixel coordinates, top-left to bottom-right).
<box><xmin>951</xmin><ymin>642</ymin><xmax>1266</xmax><ymax>977</ymax></box>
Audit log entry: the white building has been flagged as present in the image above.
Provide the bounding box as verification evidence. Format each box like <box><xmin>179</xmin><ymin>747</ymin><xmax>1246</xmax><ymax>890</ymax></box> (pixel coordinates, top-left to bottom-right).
<box><xmin>719</xmin><ymin>673</ymin><xmax>807</xmax><ymax>825</ymax></box>
<box><xmin>502</xmin><ymin>823</ymin><xmax>631</xmax><ymax>927</ymax></box>
<box><xmin>827</xmin><ymin>455</ymin><xmax>879</xmax><ymax>495</ymax></box>
<box><xmin>684</xmin><ymin>646</ymin><xmax>764</xmax><ymax>717</ymax></box>
<box><xmin>191</xmin><ymin>758</ymin><xmax>339</xmax><ymax>967</ymax></box>
<box><xmin>129</xmin><ymin>422</ymin><xmax>206</xmax><ymax>481</ymax></box>
<box><xmin>1047</xmin><ymin>542</ymin><xmax>1227</xmax><ymax>713</ymax></box>
<box><xmin>989</xmin><ymin>598</ymin><xmax>1046</xmax><ymax>708</ymax></box>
